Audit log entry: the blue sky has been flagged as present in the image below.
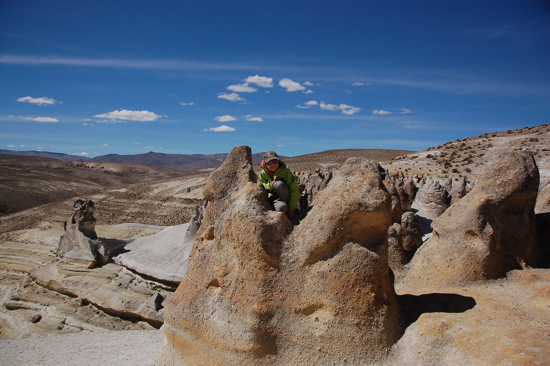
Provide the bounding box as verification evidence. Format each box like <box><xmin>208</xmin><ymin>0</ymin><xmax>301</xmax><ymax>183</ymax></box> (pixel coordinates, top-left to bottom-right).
<box><xmin>1</xmin><ymin>0</ymin><xmax>549</xmax><ymax>158</ymax></box>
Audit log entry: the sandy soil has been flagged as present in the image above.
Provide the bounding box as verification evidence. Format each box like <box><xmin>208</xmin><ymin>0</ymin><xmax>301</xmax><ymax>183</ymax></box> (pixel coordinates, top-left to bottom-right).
<box><xmin>0</xmin><ymin>329</ymin><xmax>164</xmax><ymax>366</ymax></box>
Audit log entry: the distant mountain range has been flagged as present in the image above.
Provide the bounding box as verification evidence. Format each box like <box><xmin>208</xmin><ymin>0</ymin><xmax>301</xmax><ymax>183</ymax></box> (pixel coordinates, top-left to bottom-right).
<box><xmin>0</xmin><ymin>149</ymin><xmax>267</xmax><ymax>171</ymax></box>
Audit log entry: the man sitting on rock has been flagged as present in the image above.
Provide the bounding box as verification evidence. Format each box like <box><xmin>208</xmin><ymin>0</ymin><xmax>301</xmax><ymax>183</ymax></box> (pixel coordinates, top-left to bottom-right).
<box><xmin>259</xmin><ymin>151</ymin><xmax>299</xmax><ymax>219</ymax></box>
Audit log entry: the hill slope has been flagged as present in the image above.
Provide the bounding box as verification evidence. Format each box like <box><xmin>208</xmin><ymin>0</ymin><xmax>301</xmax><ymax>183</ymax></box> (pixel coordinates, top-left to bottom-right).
<box><xmin>0</xmin><ymin>154</ymin><xmax>188</xmax><ymax>215</ymax></box>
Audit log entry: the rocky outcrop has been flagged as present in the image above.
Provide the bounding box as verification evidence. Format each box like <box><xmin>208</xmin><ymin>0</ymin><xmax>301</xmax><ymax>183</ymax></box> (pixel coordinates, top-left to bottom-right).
<box><xmin>388</xmin><ymin>212</ymin><xmax>423</xmax><ymax>275</ymax></box>
<box><xmin>158</xmin><ymin>147</ymin><xmax>399</xmax><ymax>365</ymax></box>
<box><xmin>412</xmin><ymin>177</ymin><xmax>450</xmax><ymax>219</ymax></box>
<box><xmin>57</xmin><ymin>199</ymin><xmax>126</xmax><ymax>267</ymax></box>
<box><xmin>402</xmin><ymin>151</ymin><xmax>542</xmax><ymax>290</ymax></box>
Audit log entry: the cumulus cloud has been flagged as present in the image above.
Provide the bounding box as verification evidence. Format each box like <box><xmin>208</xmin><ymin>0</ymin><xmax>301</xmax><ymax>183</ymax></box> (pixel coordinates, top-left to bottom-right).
<box><xmin>279</xmin><ymin>78</ymin><xmax>306</xmax><ymax>92</ymax></box>
<box><xmin>204</xmin><ymin>125</ymin><xmax>236</xmax><ymax>132</ymax></box>
<box><xmin>17</xmin><ymin>96</ymin><xmax>59</xmax><ymax>106</ymax></box>
<box><xmin>296</xmin><ymin>100</ymin><xmax>319</xmax><ymax>109</ymax></box>
<box><xmin>303</xmin><ymin>81</ymin><xmax>314</xmax><ymax>86</ymax></box>
<box><xmin>399</xmin><ymin>108</ymin><xmax>412</xmax><ymax>114</ymax></box>
<box><xmin>179</xmin><ymin>102</ymin><xmax>195</xmax><ymax>106</ymax></box>
<box><xmin>74</xmin><ymin>152</ymin><xmax>90</xmax><ymax>156</ymax></box>
<box><xmin>94</xmin><ymin>109</ymin><xmax>162</xmax><ymax>121</ymax></box>
<box><xmin>304</xmin><ymin>90</ymin><xmax>314</xmax><ymax>94</ymax></box>
<box><xmin>373</xmin><ymin>110</ymin><xmax>393</xmax><ymax>115</ymax></box>
<box><xmin>320</xmin><ymin>103</ymin><xmax>362</xmax><ymax>115</ymax></box>
<box><xmin>215</xmin><ymin>115</ymin><xmax>237</xmax><ymax>122</ymax></box>
<box><xmin>339</xmin><ymin>104</ymin><xmax>362</xmax><ymax>115</ymax></box>
<box><xmin>245</xmin><ymin>115</ymin><xmax>263</xmax><ymax>122</ymax></box>
<box><xmin>218</xmin><ymin>92</ymin><xmax>246</xmax><ymax>102</ymax></box>
<box><xmin>21</xmin><ymin>116</ymin><xmax>59</xmax><ymax>123</ymax></box>
<box><xmin>227</xmin><ymin>83</ymin><xmax>257</xmax><ymax>92</ymax></box>
<box><xmin>244</xmin><ymin>75</ymin><xmax>273</xmax><ymax>88</ymax></box>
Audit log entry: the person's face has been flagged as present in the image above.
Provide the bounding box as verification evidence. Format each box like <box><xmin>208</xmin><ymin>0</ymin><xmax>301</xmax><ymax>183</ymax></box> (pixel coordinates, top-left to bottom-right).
<box><xmin>266</xmin><ymin>160</ymin><xmax>279</xmax><ymax>172</ymax></box>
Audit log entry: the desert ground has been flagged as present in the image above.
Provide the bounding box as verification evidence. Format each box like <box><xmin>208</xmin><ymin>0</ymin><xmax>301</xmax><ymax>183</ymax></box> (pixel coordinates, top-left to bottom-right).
<box><xmin>0</xmin><ymin>124</ymin><xmax>549</xmax><ymax>365</ymax></box>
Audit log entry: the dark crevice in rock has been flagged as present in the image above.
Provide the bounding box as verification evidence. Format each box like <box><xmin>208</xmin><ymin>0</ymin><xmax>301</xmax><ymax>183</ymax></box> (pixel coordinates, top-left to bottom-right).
<box><xmin>397</xmin><ymin>293</ymin><xmax>477</xmax><ymax>334</ymax></box>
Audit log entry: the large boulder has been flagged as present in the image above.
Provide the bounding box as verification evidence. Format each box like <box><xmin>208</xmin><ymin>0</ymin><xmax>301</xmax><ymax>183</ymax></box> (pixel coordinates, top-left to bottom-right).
<box><xmin>158</xmin><ymin>148</ymin><xmax>400</xmax><ymax>365</ymax></box>
<box><xmin>402</xmin><ymin>151</ymin><xmax>542</xmax><ymax>290</ymax></box>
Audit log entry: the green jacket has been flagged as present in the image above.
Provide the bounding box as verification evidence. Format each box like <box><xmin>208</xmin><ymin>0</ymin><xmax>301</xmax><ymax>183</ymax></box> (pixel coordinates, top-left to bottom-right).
<box><xmin>258</xmin><ymin>163</ymin><xmax>300</xmax><ymax>211</ymax></box>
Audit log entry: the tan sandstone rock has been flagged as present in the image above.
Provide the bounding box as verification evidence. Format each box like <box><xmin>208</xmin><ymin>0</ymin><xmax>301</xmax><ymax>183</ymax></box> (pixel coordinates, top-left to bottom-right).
<box><xmin>402</xmin><ymin>151</ymin><xmax>542</xmax><ymax>290</ymax></box>
<box><xmin>158</xmin><ymin>148</ymin><xmax>399</xmax><ymax>365</ymax></box>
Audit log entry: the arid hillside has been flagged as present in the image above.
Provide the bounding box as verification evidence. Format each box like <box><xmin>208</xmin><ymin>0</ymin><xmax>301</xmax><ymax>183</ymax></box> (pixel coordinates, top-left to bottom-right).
<box><xmin>0</xmin><ymin>154</ymin><xmax>189</xmax><ymax>216</ymax></box>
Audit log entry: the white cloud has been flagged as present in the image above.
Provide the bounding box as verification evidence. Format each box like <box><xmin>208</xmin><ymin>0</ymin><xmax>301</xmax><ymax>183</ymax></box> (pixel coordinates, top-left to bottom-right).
<box><xmin>227</xmin><ymin>83</ymin><xmax>257</xmax><ymax>92</ymax></box>
<box><xmin>279</xmin><ymin>78</ymin><xmax>306</xmax><ymax>92</ymax></box>
<box><xmin>245</xmin><ymin>115</ymin><xmax>263</xmax><ymax>122</ymax></box>
<box><xmin>399</xmin><ymin>108</ymin><xmax>412</xmax><ymax>114</ymax></box>
<box><xmin>352</xmin><ymin>82</ymin><xmax>372</xmax><ymax>86</ymax></box>
<box><xmin>17</xmin><ymin>96</ymin><xmax>58</xmax><ymax>106</ymax></box>
<box><xmin>100</xmin><ymin>143</ymin><xmax>108</xmax><ymax>146</ymax></box>
<box><xmin>276</xmin><ymin>144</ymin><xmax>284</xmax><ymax>147</ymax></box>
<box><xmin>320</xmin><ymin>103</ymin><xmax>362</xmax><ymax>115</ymax></box>
<box><xmin>179</xmin><ymin>102</ymin><xmax>195</xmax><ymax>106</ymax></box>
<box><xmin>215</xmin><ymin>115</ymin><xmax>237</xmax><ymax>122</ymax></box>
<box><xmin>7</xmin><ymin>144</ymin><xmax>15</xmax><ymax>147</ymax></box>
<box><xmin>304</xmin><ymin>90</ymin><xmax>314</xmax><ymax>94</ymax></box>
<box><xmin>340</xmin><ymin>104</ymin><xmax>362</xmax><ymax>115</ymax></box>
<box><xmin>244</xmin><ymin>75</ymin><xmax>273</xmax><ymax>88</ymax></box>
<box><xmin>94</xmin><ymin>109</ymin><xmax>162</xmax><ymax>121</ymax></box>
<box><xmin>204</xmin><ymin>125</ymin><xmax>236</xmax><ymax>132</ymax></box>
<box><xmin>21</xmin><ymin>116</ymin><xmax>59</xmax><ymax>123</ymax></box>
<box><xmin>320</xmin><ymin>103</ymin><xmax>340</xmax><ymax>111</ymax></box>
<box><xmin>218</xmin><ymin>92</ymin><xmax>246</xmax><ymax>102</ymax></box>
<box><xmin>373</xmin><ymin>109</ymin><xmax>393</xmax><ymax>115</ymax></box>
<box><xmin>303</xmin><ymin>81</ymin><xmax>314</xmax><ymax>86</ymax></box>
<box><xmin>296</xmin><ymin>100</ymin><xmax>319</xmax><ymax>109</ymax></box>
<box><xmin>74</xmin><ymin>152</ymin><xmax>90</xmax><ymax>156</ymax></box>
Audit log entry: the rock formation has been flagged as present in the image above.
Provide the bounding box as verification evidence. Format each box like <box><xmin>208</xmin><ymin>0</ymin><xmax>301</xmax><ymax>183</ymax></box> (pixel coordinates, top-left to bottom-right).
<box><xmin>158</xmin><ymin>147</ymin><xmax>399</xmax><ymax>365</ymax></box>
<box><xmin>402</xmin><ymin>151</ymin><xmax>542</xmax><ymax>290</ymax></box>
<box><xmin>387</xmin><ymin>211</ymin><xmax>423</xmax><ymax>275</ymax></box>
<box><xmin>57</xmin><ymin>199</ymin><xmax>123</xmax><ymax>267</ymax></box>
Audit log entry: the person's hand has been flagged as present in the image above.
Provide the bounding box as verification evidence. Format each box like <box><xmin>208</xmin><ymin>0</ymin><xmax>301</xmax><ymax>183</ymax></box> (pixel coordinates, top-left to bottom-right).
<box><xmin>270</xmin><ymin>180</ymin><xmax>276</xmax><ymax>185</ymax></box>
<box><xmin>287</xmin><ymin>210</ymin><xmax>295</xmax><ymax>219</ymax></box>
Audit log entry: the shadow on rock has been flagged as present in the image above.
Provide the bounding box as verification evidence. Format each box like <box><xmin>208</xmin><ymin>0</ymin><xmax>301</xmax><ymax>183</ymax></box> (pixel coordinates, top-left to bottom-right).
<box><xmin>397</xmin><ymin>293</ymin><xmax>476</xmax><ymax>333</ymax></box>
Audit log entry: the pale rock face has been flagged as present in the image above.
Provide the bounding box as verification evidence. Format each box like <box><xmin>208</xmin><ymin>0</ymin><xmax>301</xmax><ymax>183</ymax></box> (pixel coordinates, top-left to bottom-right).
<box><xmin>402</xmin><ymin>151</ymin><xmax>542</xmax><ymax>290</ymax></box>
<box><xmin>57</xmin><ymin>199</ymin><xmax>126</xmax><ymax>268</ymax></box>
<box><xmin>412</xmin><ymin>177</ymin><xmax>450</xmax><ymax>219</ymax></box>
<box><xmin>158</xmin><ymin>148</ymin><xmax>399</xmax><ymax>366</ymax></box>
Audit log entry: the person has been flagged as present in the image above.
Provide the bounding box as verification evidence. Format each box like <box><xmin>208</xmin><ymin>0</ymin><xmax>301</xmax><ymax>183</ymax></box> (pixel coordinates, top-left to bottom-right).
<box><xmin>258</xmin><ymin>151</ymin><xmax>299</xmax><ymax>219</ymax></box>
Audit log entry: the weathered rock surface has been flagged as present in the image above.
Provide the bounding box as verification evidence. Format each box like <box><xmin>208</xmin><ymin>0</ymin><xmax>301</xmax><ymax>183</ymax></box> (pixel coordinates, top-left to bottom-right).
<box><xmin>113</xmin><ymin>222</ymin><xmax>195</xmax><ymax>284</ymax></box>
<box><xmin>402</xmin><ymin>151</ymin><xmax>542</xmax><ymax>290</ymax></box>
<box><xmin>388</xmin><ymin>212</ymin><xmax>423</xmax><ymax>275</ymax></box>
<box><xmin>536</xmin><ymin>180</ymin><xmax>550</xmax><ymax>214</ymax></box>
<box><xmin>159</xmin><ymin>147</ymin><xmax>399</xmax><ymax>365</ymax></box>
<box><xmin>57</xmin><ymin>199</ymin><xmax>126</xmax><ymax>267</ymax></box>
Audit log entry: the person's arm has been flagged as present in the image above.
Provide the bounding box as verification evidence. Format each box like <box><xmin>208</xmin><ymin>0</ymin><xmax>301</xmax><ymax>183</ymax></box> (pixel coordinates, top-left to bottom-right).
<box><xmin>258</xmin><ymin>169</ymin><xmax>274</xmax><ymax>191</ymax></box>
